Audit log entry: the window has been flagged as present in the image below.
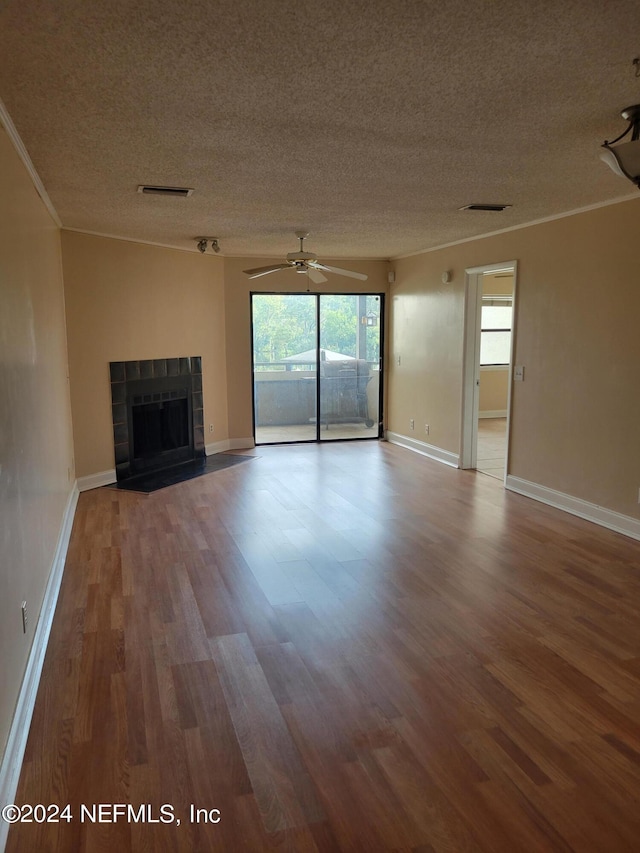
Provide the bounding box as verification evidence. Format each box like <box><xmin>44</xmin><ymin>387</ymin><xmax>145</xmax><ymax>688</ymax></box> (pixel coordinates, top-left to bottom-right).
<box><xmin>480</xmin><ymin>296</ymin><xmax>512</xmax><ymax>366</ymax></box>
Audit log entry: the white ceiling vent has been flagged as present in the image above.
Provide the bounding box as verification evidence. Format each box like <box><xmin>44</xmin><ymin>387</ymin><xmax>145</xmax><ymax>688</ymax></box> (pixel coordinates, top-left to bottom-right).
<box><xmin>137</xmin><ymin>185</ymin><xmax>194</xmax><ymax>197</ymax></box>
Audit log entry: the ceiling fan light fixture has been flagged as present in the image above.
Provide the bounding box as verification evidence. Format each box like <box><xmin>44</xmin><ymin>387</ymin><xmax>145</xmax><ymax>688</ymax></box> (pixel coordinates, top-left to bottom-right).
<box><xmin>242</xmin><ymin>233</ymin><xmax>367</xmax><ymax>282</ymax></box>
<box><xmin>601</xmin><ymin>105</ymin><xmax>640</xmax><ymax>188</ymax></box>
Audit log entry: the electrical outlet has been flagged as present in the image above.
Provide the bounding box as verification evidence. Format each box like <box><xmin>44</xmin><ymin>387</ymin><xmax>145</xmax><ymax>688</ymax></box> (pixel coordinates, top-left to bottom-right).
<box><xmin>396</xmin><ymin>354</ymin><xmax>401</xmax><ymax>366</ymax></box>
<box><xmin>409</xmin><ymin>419</ymin><xmax>414</xmax><ymax>430</ymax></box>
<box><xmin>21</xmin><ymin>601</ymin><xmax>28</xmax><ymax>634</ymax></box>
<box><xmin>209</xmin><ymin>424</ymin><xmax>214</xmax><ymax>433</ymax></box>
<box><xmin>425</xmin><ymin>424</ymin><xmax>430</xmax><ymax>435</ymax></box>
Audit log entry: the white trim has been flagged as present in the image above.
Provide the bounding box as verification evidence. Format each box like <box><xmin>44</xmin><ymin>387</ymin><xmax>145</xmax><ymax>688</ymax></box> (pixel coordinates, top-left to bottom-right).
<box><xmin>460</xmin><ymin>261</ymin><xmax>517</xmax><ymax>472</ymax></box>
<box><xmin>63</xmin><ymin>230</ymin><xmax>390</xmax><ymax>263</ymax></box>
<box><xmin>505</xmin><ymin>476</ymin><xmax>640</xmax><ymax>542</ymax></box>
<box><xmin>480</xmin><ymin>364</ymin><xmax>510</xmax><ymax>373</ymax></box>
<box><xmin>460</xmin><ymin>269</ymin><xmax>482</xmax><ymax>469</ymax></box>
<box><xmin>228</xmin><ymin>437</ymin><xmax>256</xmax><ymax>451</ymax></box>
<box><xmin>206</xmin><ymin>439</ymin><xmax>233</xmax><ymax>455</ymax></box>
<box><xmin>466</xmin><ymin>260</ymin><xmax>519</xmax><ymax>276</ymax></box>
<box><xmin>479</xmin><ymin>410</ymin><xmax>507</xmax><ymax>419</ymax></box>
<box><xmin>392</xmin><ymin>195</ymin><xmax>639</xmax><ymax>260</ymax></box>
<box><xmin>206</xmin><ymin>438</ymin><xmax>256</xmax><ymax>454</ymax></box>
<box><xmin>386</xmin><ymin>432</ymin><xmax>459</xmax><ymax>468</ymax></box>
<box><xmin>62</xmin><ymin>227</ymin><xmax>210</xmax><ymax>255</ymax></box>
<box><xmin>224</xmin><ymin>252</ymin><xmax>388</xmax><ymax>261</ymax></box>
<box><xmin>0</xmin><ymin>97</ymin><xmax>62</xmax><ymax>228</ymax></box>
<box><xmin>77</xmin><ymin>469</ymin><xmax>116</xmax><ymax>492</ymax></box>
<box><xmin>0</xmin><ymin>484</ymin><xmax>78</xmax><ymax>853</ymax></box>
<box><xmin>76</xmin><ymin>444</ymin><xmax>256</xmax><ymax>492</ymax></box>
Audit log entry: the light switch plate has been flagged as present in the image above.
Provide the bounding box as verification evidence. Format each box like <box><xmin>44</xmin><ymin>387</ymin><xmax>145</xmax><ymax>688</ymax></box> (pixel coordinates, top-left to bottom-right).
<box><xmin>514</xmin><ymin>365</ymin><xmax>524</xmax><ymax>382</ymax></box>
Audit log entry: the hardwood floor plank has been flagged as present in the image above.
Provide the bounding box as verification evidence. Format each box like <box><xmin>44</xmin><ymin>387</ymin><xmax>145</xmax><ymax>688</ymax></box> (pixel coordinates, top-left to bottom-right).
<box><xmin>232</xmin><ymin>532</ymin><xmax>305</xmax><ymax>606</ymax></box>
<box><xmin>371</xmin><ymin>743</ymin><xmax>485</xmax><ymax>852</ymax></box>
<box><xmin>9</xmin><ymin>442</ymin><xmax>640</xmax><ymax>850</ymax></box>
<box><xmin>212</xmin><ymin>632</ymin><xmax>326</xmax><ymax>833</ymax></box>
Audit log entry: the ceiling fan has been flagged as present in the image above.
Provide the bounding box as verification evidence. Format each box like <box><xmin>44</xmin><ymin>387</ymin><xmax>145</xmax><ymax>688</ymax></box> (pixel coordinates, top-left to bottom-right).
<box><xmin>243</xmin><ymin>232</ymin><xmax>368</xmax><ymax>283</ymax></box>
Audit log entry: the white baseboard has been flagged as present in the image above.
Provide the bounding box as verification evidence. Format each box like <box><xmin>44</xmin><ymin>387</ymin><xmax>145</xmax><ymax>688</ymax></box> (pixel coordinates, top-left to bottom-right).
<box><xmin>386</xmin><ymin>431</ymin><xmax>459</xmax><ymax>468</ymax></box>
<box><xmin>206</xmin><ymin>439</ymin><xmax>231</xmax><ymax>455</ymax></box>
<box><xmin>0</xmin><ymin>483</ymin><xmax>78</xmax><ymax>852</ymax></box>
<box><xmin>206</xmin><ymin>437</ymin><xmax>255</xmax><ymax>455</ymax></box>
<box><xmin>77</xmin><ymin>469</ymin><xmax>116</xmax><ymax>491</ymax></box>
<box><xmin>479</xmin><ymin>410</ymin><xmax>507</xmax><ymax>419</ymax></box>
<box><xmin>506</xmin><ymin>475</ymin><xmax>640</xmax><ymax>542</ymax></box>
<box><xmin>228</xmin><ymin>437</ymin><xmax>256</xmax><ymax>451</ymax></box>
<box><xmin>77</xmin><ymin>440</ymin><xmax>257</xmax><ymax>493</ymax></box>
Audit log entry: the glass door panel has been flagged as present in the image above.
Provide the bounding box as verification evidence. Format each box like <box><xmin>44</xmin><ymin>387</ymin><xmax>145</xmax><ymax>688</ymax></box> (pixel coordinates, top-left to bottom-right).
<box><xmin>252</xmin><ymin>292</ymin><xmax>383</xmax><ymax>444</ymax></box>
<box><xmin>318</xmin><ymin>294</ymin><xmax>381</xmax><ymax>440</ymax></box>
<box><xmin>252</xmin><ymin>293</ymin><xmax>318</xmax><ymax>444</ymax></box>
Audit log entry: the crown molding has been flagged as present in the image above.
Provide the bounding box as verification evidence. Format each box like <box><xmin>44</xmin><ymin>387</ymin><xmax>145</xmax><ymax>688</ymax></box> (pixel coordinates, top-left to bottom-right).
<box><xmin>392</xmin><ymin>193</ymin><xmax>640</xmax><ymax>260</ymax></box>
<box><xmin>0</xmin><ymin>97</ymin><xmax>62</xmax><ymax>228</ymax></box>
<box><xmin>61</xmin><ymin>228</ymin><xmax>214</xmax><ymax>254</ymax></box>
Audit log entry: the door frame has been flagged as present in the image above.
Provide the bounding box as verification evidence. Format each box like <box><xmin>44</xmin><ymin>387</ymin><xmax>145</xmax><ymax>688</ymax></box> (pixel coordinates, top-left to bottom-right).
<box><xmin>460</xmin><ymin>260</ymin><xmax>518</xmax><ymax>478</ymax></box>
<box><xmin>250</xmin><ymin>291</ymin><xmax>385</xmax><ymax>444</ymax></box>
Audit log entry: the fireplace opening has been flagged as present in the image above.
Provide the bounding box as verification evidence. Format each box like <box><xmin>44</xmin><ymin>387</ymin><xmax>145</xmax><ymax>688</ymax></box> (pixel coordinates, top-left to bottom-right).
<box><xmin>110</xmin><ymin>357</ymin><xmax>205</xmax><ymax>483</ymax></box>
<box><xmin>132</xmin><ymin>397</ymin><xmax>190</xmax><ymax>459</ymax></box>
<box><xmin>127</xmin><ymin>378</ymin><xmax>194</xmax><ymax>475</ymax></box>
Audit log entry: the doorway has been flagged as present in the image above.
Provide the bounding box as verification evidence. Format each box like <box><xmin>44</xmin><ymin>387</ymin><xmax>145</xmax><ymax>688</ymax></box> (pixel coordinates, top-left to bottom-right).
<box><xmin>461</xmin><ymin>262</ymin><xmax>517</xmax><ymax>480</ymax></box>
<box><xmin>251</xmin><ymin>292</ymin><xmax>383</xmax><ymax>444</ymax></box>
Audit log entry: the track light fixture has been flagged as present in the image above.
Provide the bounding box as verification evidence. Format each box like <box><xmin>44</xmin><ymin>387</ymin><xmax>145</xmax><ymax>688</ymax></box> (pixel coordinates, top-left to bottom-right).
<box><xmin>601</xmin><ymin>104</ymin><xmax>640</xmax><ymax>189</ymax></box>
<box><xmin>195</xmin><ymin>237</ymin><xmax>221</xmax><ymax>254</ymax></box>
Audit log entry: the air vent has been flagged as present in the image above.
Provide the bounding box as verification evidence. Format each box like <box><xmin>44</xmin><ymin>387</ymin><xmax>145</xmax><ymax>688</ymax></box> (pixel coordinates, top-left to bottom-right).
<box><xmin>459</xmin><ymin>203</ymin><xmax>512</xmax><ymax>212</ymax></box>
<box><xmin>137</xmin><ymin>185</ymin><xmax>194</xmax><ymax>197</ymax></box>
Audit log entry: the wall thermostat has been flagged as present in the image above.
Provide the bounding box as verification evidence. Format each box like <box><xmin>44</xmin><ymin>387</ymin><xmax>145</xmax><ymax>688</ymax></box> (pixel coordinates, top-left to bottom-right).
<box><xmin>441</xmin><ymin>270</ymin><xmax>452</xmax><ymax>284</ymax></box>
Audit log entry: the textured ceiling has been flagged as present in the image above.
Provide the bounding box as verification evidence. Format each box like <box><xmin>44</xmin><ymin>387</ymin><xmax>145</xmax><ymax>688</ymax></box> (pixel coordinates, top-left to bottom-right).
<box><xmin>1</xmin><ymin>0</ymin><xmax>640</xmax><ymax>259</ymax></box>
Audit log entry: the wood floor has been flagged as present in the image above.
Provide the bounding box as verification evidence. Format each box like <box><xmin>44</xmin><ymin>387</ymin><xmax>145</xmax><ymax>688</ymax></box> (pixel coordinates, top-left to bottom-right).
<box><xmin>255</xmin><ymin>422</ymin><xmax>378</xmax><ymax>443</ymax></box>
<box><xmin>8</xmin><ymin>441</ymin><xmax>640</xmax><ymax>852</ymax></box>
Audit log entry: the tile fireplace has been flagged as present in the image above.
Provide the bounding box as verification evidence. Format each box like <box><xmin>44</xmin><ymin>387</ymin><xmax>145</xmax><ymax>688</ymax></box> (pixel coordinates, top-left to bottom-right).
<box><xmin>109</xmin><ymin>357</ymin><xmax>205</xmax><ymax>482</ymax></box>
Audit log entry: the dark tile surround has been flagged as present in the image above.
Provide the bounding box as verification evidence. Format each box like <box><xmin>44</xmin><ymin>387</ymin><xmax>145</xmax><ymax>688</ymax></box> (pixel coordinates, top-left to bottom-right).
<box><xmin>109</xmin><ymin>357</ymin><xmax>205</xmax><ymax>481</ymax></box>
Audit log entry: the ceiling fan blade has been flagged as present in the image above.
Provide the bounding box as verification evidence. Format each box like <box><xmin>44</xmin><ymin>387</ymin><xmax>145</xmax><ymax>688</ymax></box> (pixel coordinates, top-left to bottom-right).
<box><xmin>243</xmin><ymin>263</ymin><xmax>291</xmax><ymax>278</ymax></box>
<box><xmin>307</xmin><ymin>268</ymin><xmax>328</xmax><ymax>284</ymax></box>
<box><xmin>311</xmin><ymin>263</ymin><xmax>368</xmax><ymax>281</ymax></box>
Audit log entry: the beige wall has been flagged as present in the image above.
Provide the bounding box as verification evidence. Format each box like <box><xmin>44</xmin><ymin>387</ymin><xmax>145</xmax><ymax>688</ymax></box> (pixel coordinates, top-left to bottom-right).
<box><xmin>223</xmin><ymin>257</ymin><xmax>389</xmax><ymax>439</ymax></box>
<box><xmin>388</xmin><ymin>259</ymin><xmax>461</xmax><ymax>448</ymax></box>
<box><xmin>483</xmin><ymin>271</ymin><xmax>514</xmax><ymax>296</ymax></box>
<box><xmin>0</xmin><ymin>126</ymin><xmax>75</xmax><ymax>755</ymax></box>
<box><xmin>389</xmin><ymin>198</ymin><xmax>640</xmax><ymax>518</ymax></box>
<box><xmin>480</xmin><ymin>369</ymin><xmax>509</xmax><ymax>414</ymax></box>
<box><xmin>61</xmin><ymin>232</ymin><xmax>228</xmax><ymax>478</ymax></box>
<box><xmin>62</xmin><ymin>240</ymin><xmax>388</xmax><ymax>476</ymax></box>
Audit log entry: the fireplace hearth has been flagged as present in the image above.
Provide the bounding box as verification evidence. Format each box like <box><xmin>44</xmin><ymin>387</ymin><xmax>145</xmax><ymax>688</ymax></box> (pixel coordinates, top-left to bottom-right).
<box><xmin>109</xmin><ymin>357</ymin><xmax>205</xmax><ymax>482</ymax></box>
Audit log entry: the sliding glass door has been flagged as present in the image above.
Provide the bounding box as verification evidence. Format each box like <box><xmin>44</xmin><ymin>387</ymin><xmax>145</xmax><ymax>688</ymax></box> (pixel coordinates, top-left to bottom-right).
<box><xmin>317</xmin><ymin>293</ymin><xmax>381</xmax><ymax>440</ymax></box>
<box><xmin>252</xmin><ymin>292</ymin><xmax>383</xmax><ymax>444</ymax></box>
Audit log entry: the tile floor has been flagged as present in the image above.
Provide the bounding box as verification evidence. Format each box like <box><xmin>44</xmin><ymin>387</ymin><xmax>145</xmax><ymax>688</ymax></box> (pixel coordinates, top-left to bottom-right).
<box><xmin>476</xmin><ymin>417</ymin><xmax>507</xmax><ymax>479</ymax></box>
